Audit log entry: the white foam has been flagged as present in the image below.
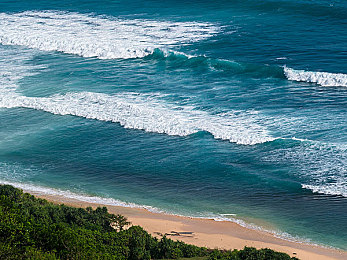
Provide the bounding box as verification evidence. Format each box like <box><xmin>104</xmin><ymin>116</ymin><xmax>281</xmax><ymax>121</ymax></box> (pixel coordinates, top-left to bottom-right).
<box><xmin>0</xmin><ymin>179</ymin><xmax>321</xmax><ymax>247</ymax></box>
<box><xmin>219</xmin><ymin>213</ymin><xmax>236</xmax><ymax>216</ymax></box>
<box><xmin>302</xmin><ymin>182</ymin><xmax>347</xmax><ymax>197</ymax></box>
<box><xmin>298</xmin><ymin>142</ymin><xmax>347</xmax><ymax>197</ymax></box>
<box><xmin>0</xmin><ymin>35</ymin><xmax>273</xmax><ymax>146</ymax></box>
<box><xmin>284</xmin><ymin>66</ymin><xmax>347</xmax><ymax>87</ymax></box>
<box><xmin>0</xmin><ymin>10</ymin><xmax>219</xmax><ymax>59</ymax></box>
<box><xmin>263</xmin><ymin>137</ymin><xmax>347</xmax><ymax>198</ymax></box>
<box><xmin>0</xmin><ymin>48</ymin><xmax>39</xmax><ymax>95</ymax></box>
<box><xmin>0</xmin><ymin>180</ymin><xmax>162</xmax><ymax>212</ymax></box>
<box><xmin>0</xmin><ymin>43</ymin><xmax>273</xmax><ymax>146</ymax></box>
<box><xmin>0</xmin><ymin>91</ymin><xmax>274</xmax><ymax>145</ymax></box>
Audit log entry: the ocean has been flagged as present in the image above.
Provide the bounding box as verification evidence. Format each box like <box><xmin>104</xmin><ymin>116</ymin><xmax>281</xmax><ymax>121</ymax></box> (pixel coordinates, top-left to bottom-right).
<box><xmin>0</xmin><ymin>0</ymin><xmax>346</xmax><ymax>250</ymax></box>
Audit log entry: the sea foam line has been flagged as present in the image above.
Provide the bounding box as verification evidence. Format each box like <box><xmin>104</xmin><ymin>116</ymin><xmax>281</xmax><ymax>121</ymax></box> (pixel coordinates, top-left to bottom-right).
<box><xmin>0</xmin><ymin>179</ymin><xmax>326</xmax><ymax>248</ymax></box>
<box><xmin>0</xmin><ymin>180</ymin><xmax>162</xmax><ymax>213</ymax></box>
<box><xmin>0</xmin><ymin>10</ymin><xmax>219</xmax><ymax>59</ymax></box>
<box><xmin>284</xmin><ymin>66</ymin><xmax>347</xmax><ymax>87</ymax></box>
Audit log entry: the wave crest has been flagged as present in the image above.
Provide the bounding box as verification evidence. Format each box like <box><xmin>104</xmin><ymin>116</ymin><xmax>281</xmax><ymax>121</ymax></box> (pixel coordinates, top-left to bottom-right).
<box><xmin>284</xmin><ymin>67</ymin><xmax>347</xmax><ymax>87</ymax></box>
<box><xmin>0</xmin><ymin>91</ymin><xmax>274</xmax><ymax>145</ymax></box>
<box><xmin>0</xmin><ymin>10</ymin><xmax>219</xmax><ymax>59</ymax></box>
<box><xmin>302</xmin><ymin>183</ymin><xmax>347</xmax><ymax>197</ymax></box>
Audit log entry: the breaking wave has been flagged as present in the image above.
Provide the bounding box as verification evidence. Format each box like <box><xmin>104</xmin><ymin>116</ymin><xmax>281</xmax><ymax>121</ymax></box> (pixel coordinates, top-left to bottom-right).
<box><xmin>0</xmin><ymin>45</ymin><xmax>274</xmax><ymax>146</ymax></box>
<box><xmin>0</xmin><ymin>10</ymin><xmax>219</xmax><ymax>59</ymax></box>
<box><xmin>302</xmin><ymin>183</ymin><xmax>347</xmax><ymax>198</ymax></box>
<box><xmin>1</xmin><ymin>11</ymin><xmax>346</xmax><ymax>89</ymax></box>
<box><xmin>0</xmin><ymin>91</ymin><xmax>274</xmax><ymax>145</ymax></box>
<box><xmin>147</xmin><ymin>49</ymin><xmax>285</xmax><ymax>78</ymax></box>
<box><xmin>284</xmin><ymin>66</ymin><xmax>347</xmax><ymax>87</ymax></box>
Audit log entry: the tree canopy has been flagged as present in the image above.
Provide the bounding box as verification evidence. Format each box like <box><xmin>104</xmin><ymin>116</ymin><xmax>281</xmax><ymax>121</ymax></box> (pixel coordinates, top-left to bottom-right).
<box><xmin>0</xmin><ymin>185</ymin><xmax>298</xmax><ymax>260</ymax></box>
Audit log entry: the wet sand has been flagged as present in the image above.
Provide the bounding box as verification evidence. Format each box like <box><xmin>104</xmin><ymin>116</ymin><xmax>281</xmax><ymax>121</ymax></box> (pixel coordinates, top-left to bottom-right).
<box><xmin>24</xmin><ymin>191</ymin><xmax>347</xmax><ymax>260</ymax></box>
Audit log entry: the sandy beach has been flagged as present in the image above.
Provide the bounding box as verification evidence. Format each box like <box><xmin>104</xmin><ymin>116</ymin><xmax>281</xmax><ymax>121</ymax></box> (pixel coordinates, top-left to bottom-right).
<box><xmin>23</xmin><ymin>190</ymin><xmax>346</xmax><ymax>260</ymax></box>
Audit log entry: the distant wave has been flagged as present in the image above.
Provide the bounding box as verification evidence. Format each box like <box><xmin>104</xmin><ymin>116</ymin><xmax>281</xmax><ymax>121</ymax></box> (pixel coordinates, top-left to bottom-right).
<box><xmin>0</xmin><ymin>91</ymin><xmax>274</xmax><ymax>145</ymax></box>
<box><xmin>284</xmin><ymin>67</ymin><xmax>347</xmax><ymax>87</ymax></box>
<box><xmin>147</xmin><ymin>51</ymin><xmax>347</xmax><ymax>87</ymax></box>
<box><xmin>142</xmin><ymin>51</ymin><xmax>347</xmax><ymax>88</ymax></box>
<box><xmin>147</xmin><ymin>49</ymin><xmax>285</xmax><ymax>78</ymax></box>
<box><xmin>2</xmin><ymin>11</ymin><xmax>346</xmax><ymax>88</ymax></box>
<box><xmin>0</xmin><ymin>10</ymin><xmax>282</xmax><ymax>79</ymax></box>
<box><xmin>0</xmin><ymin>10</ymin><xmax>219</xmax><ymax>59</ymax></box>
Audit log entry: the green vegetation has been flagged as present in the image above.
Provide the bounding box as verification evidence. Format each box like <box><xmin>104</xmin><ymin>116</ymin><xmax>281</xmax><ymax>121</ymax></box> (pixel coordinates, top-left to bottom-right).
<box><xmin>0</xmin><ymin>185</ymin><xmax>298</xmax><ymax>260</ymax></box>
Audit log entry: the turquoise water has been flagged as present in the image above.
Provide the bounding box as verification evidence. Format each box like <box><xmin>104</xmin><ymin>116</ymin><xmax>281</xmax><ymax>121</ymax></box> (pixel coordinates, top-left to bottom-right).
<box><xmin>0</xmin><ymin>0</ymin><xmax>346</xmax><ymax>249</ymax></box>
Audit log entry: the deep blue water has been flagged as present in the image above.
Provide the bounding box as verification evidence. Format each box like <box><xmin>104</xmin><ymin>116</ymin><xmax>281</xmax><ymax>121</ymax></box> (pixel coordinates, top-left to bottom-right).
<box><xmin>0</xmin><ymin>0</ymin><xmax>346</xmax><ymax>249</ymax></box>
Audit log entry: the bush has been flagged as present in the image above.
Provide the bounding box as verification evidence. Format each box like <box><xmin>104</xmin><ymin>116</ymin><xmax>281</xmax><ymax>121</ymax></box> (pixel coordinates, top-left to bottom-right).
<box><xmin>0</xmin><ymin>185</ymin><xmax>299</xmax><ymax>260</ymax></box>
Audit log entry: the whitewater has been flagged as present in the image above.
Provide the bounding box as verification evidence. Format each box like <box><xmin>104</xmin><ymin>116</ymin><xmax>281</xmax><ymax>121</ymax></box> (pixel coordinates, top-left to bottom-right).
<box><xmin>0</xmin><ymin>11</ymin><xmax>346</xmax><ymax>87</ymax></box>
<box><xmin>0</xmin><ymin>11</ymin><xmax>219</xmax><ymax>59</ymax></box>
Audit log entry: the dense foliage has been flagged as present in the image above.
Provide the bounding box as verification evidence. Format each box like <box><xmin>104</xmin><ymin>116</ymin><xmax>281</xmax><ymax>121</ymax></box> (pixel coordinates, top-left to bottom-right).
<box><xmin>0</xmin><ymin>185</ymin><xmax>298</xmax><ymax>259</ymax></box>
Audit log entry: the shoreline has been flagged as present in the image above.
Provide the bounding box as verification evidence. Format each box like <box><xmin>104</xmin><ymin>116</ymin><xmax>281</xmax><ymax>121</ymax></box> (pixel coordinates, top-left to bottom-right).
<box><xmin>22</xmin><ymin>189</ymin><xmax>346</xmax><ymax>260</ymax></box>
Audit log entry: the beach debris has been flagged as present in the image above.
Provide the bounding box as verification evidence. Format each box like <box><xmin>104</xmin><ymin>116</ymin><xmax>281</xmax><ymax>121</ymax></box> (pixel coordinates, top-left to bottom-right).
<box><xmin>165</xmin><ymin>231</ymin><xmax>194</xmax><ymax>237</ymax></box>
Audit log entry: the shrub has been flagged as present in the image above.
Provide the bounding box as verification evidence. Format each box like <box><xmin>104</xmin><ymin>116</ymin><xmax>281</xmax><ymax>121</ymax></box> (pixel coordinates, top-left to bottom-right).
<box><xmin>0</xmin><ymin>185</ymin><xmax>299</xmax><ymax>260</ymax></box>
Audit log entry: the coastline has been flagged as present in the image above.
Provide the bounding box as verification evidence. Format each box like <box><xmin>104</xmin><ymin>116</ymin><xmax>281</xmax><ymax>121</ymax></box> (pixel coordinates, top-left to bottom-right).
<box><xmin>23</xmin><ymin>190</ymin><xmax>346</xmax><ymax>260</ymax></box>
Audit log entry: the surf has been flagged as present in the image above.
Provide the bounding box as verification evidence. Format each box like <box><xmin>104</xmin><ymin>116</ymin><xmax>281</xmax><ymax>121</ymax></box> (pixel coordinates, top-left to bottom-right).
<box><xmin>0</xmin><ymin>10</ymin><xmax>219</xmax><ymax>59</ymax></box>
<box><xmin>284</xmin><ymin>66</ymin><xmax>347</xmax><ymax>87</ymax></box>
<box><xmin>0</xmin><ymin>91</ymin><xmax>275</xmax><ymax>145</ymax></box>
<box><xmin>1</xmin><ymin>10</ymin><xmax>346</xmax><ymax>88</ymax></box>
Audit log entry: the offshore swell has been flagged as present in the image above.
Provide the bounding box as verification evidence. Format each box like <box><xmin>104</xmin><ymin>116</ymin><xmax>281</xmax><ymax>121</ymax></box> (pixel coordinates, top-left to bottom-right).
<box><xmin>0</xmin><ymin>2</ymin><xmax>346</xmax><ymax>251</ymax></box>
<box><xmin>1</xmin><ymin>11</ymin><xmax>347</xmax><ymax>87</ymax></box>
